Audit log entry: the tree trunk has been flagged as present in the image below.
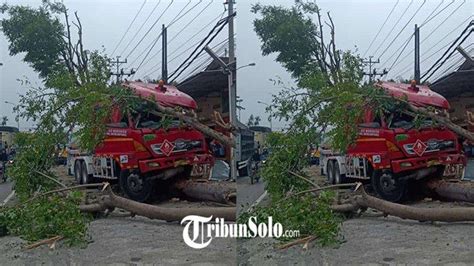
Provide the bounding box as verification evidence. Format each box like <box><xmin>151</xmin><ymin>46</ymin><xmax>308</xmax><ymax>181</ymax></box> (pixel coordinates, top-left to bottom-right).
<box><xmin>80</xmin><ymin>188</ymin><xmax>236</xmax><ymax>221</ymax></box>
<box><xmin>408</xmin><ymin>103</ymin><xmax>474</xmax><ymax>142</ymax></box>
<box><xmin>150</xmin><ymin>108</ymin><xmax>235</xmax><ymax>147</ymax></box>
<box><xmin>174</xmin><ymin>180</ymin><xmax>236</xmax><ymax>205</ymax></box>
<box><xmin>331</xmin><ymin>188</ymin><xmax>474</xmax><ymax>222</ymax></box>
<box><xmin>426</xmin><ymin>179</ymin><xmax>474</xmax><ymax>203</ymax></box>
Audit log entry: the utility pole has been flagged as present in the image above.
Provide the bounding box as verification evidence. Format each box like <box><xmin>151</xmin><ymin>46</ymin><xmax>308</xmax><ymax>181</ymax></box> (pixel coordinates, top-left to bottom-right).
<box><xmin>362</xmin><ymin>56</ymin><xmax>382</xmax><ymax>83</ymax></box>
<box><xmin>110</xmin><ymin>56</ymin><xmax>134</xmax><ymax>83</ymax></box>
<box><xmin>414</xmin><ymin>24</ymin><xmax>420</xmax><ymax>83</ymax></box>
<box><xmin>162</xmin><ymin>24</ymin><xmax>168</xmax><ymax>83</ymax></box>
<box><xmin>227</xmin><ymin>0</ymin><xmax>237</xmax><ymax>181</ymax></box>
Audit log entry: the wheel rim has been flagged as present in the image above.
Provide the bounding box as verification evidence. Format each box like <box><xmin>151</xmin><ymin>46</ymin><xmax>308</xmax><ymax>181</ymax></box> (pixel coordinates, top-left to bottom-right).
<box><xmin>127</xmin><ymin>173</ymin><xmax>144</xmax><ymax>193</ymax></box>
<box><xmin>375</xmin><ymin>171</ymin><xmax>405</xmax><ymax>201</ymax></box>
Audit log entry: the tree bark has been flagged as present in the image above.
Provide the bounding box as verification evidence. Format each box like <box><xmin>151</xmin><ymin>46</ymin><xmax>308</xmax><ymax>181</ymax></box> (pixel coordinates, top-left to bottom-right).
<box><xmin>79</xmin><ymin>188</ymin><xmax>236</xmax><ymax>221</ymax></box>
<box><xmin>174</xmin><ymin>180</ymin><xmax>236</xmax><ymax>205</ymax></box>
<box><xmin>407</xmin><ymin>103</ymin><xmax>474</xmax><ymax>142</ymax></box>
<box><xmin>331</xmin><ymin>189</ymin><xmax>474</xmax><ymax>222</ymax></box>
<box><xmin>426</xmin><ymin>179</ymin><xmax>474</xmax><ymax>203</ymax></box>
<box><xmin>150</xmin><ymin>109</ymin><xmax>235</xmax><ymax>147</ymax></box>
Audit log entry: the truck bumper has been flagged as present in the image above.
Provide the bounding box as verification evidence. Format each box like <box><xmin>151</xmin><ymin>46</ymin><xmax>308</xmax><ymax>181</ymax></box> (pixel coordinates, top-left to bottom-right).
<box><xmin>391</xmin><ymin>153</ymin><xmax>466</xmax><ymax>173</ymax></box>
<box><xmin>138</xmin><ymin>153</ymin><xmax>214</xmax><ymax>174</ymax></box>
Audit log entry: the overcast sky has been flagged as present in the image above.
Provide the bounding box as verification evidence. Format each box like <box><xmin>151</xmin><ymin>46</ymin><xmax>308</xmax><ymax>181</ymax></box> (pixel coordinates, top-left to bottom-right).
<box><xmin>1</xmin><ymin>0</ymin><xmax>473</xmax><ymax>131</ymax></box>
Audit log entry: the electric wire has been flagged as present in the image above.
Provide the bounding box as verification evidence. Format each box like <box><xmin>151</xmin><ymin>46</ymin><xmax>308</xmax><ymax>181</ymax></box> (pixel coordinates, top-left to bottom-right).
<box><xmin>372</xmin><ymin>0</ymin><xmax>414</xmax><ymax>57</ymax></box>
<box><xmin>127</xmin><ymin>0</ymin><xmax>195</xmax><ymax>67</ymax></box>
<box><xmin>119</xmin><ymin>0</ymin><xmax>162</xmax><ymax>57</ymax></box>
<box><xmin>362</xmin><ymin>0</ymin><xmax>400</xmax><ymax>58</ymax></box>
<box><xmin>136</xmin><ymin>1</ymin><xmax>218</xmax><ymax>75</ymax></box>
<box><xmin>143</xmin><ymin>36</ymin><xmax>229</xmax><ymax>78</ymax></box>
<box><xmin>421</xmin><ymin>0</ymin><xmax>467</xmax><ymax>43</ymax></box>
<box><xmin>422</xmin><ymin>28</ymin><xmax>473</xmax><ymax>82</ymax></box>
<box><xmin>168</xmin><ymin>13</ymin><xmax>232</xmax><ymax>81</ymax></box>
<box><xmin>124</xmin><ymin>0</ymin><xmax>174</xmax><ymax>59</ymax></box>
<box><xmin>419</xmin><ymin>0</ymin><xmax>454</xmax><ymax>27</ymax></box>
<box><xmin>111</xmin><ymin>0</ymin><xmax>147</xmax><ymax>56</ymax></box>
<box><xmin>386</xmin><ymin>33</ymin><xmax>414</xmax><ymax>75</ymax></box>
<box><xmin>393</xmin><ymin>16</ymin><xmax>473</xmax><ymax>77</ymax></box>
<box><xmin>378</xmin><ymin>0</ymin><xmax>426</xmax><ymax>60</ymax></box>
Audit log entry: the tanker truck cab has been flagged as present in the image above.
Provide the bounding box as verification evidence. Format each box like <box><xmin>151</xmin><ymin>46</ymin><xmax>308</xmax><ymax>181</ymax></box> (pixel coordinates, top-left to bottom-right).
<box><xmin>322</xmin><ymin>81</ymin><xmax>465</xmax><ymax>202</ymax></box>
<box><xmin>69</xmin><ymin>81</ymin><xmax>214</xmax><ymax>202</ymax></box>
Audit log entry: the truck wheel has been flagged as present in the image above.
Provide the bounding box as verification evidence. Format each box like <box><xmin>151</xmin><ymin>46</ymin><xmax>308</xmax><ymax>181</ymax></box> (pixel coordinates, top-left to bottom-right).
<box><xmin>327</xmin><ymin>160</ymin><xmax>335</xmax><ymax>184</ymax></box>
<box><xmin>74</xmin><ymin>160</ymin><xmax>82</xmax><ymax>184</ymax></box>
<box><xmin>333</xmin><ymin>162</ymin><xmax>345</xmax><ymax>184</ymax></box>
<box><xmin>371</xmin><ymin>170</ymin><xmax>406</xmax><ymax>202</ymax></box>
<box><xmin>119</xmin><ymin>170</ymin><xmax>152</xmax><ymax>202</ymax></box>
<box><xmin>81</xmin><ymin>161</ymin><xmax>89</xmax><ymax>184</ymax></box>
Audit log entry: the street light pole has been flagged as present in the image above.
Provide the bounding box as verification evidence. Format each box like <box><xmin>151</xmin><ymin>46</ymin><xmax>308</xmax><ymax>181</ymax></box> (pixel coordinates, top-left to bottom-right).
<box><xmin>257</xmin><ymin>100</ymin><xmax>272</xmax><ymax>131</ymax></box>
<box><xmin>4</xmin><ymin>101</ymin><xmax>20</xmax><ymax>130</ymax></box>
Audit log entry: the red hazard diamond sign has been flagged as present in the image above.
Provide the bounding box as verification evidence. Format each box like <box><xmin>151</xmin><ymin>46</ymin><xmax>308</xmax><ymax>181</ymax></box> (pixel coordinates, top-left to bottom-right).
<box><xmin>412</xmin><ymin>139</ymin><xmax>427</xmax><ymax>157</ymax></box>
<box><xmin>160</xmin><ymin>139</ymin><xmax>175</xmax><ymax>157</ymax></box>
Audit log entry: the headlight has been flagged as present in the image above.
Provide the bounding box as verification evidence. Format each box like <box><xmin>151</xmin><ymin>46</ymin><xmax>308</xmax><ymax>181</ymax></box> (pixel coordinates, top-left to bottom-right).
<box><xmin>190</xmin><ymin>140</ymin><xmax>202</xmax><ymax>148</ymax></box>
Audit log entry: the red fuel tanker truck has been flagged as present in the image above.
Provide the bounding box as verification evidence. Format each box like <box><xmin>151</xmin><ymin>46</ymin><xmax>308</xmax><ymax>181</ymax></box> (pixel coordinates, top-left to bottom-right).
<box><xmin>68</xmin><ymin>81</ymin><xmax>214</xmax><ymax>202</ymax></box>
<box><xmin>321</xmin><ymin>81</ymin><xmax>465</xmax><ymax>202</ymax></box>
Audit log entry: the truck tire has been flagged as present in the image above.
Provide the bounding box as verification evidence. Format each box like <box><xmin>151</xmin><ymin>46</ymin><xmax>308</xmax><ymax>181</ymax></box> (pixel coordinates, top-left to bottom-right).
<box><xmin>333</xmin><ymin>161</ymin><xmax>345</xmax><ymax>184</ymax></box>
<box><xmin>327</xmin><ymin>160</ymin><xmax>335</xmax><ymax>184</ymax></box>
<box><xmin>371</xmin><ymin>170</ymin><xmax>406</xmax><ymax>202</ymax></box>
<box><xmin>119</xmin><ymin>169</ymin><xmax>152</xmax><ymax>202</ymax></box>
<box><xmin>81</xmin><ymin>160</ymin><xmax>89</xmax><ymax>184</ymax></box>
<box><xmin>74</xmin><ymin>160</ymin><xmax>82</xmax><ymax>184</ymax></box>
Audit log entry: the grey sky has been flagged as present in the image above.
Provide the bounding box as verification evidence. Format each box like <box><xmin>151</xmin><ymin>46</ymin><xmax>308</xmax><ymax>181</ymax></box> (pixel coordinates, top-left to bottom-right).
<box><xmin>1</xmin><ymin>0</ymin><xmax>473</xmax><ymax>131</ymax></box>
<box><xmin>1</xmin><ymin>0</ymin><xmax>227</xmax><ymax>130</ymax></box>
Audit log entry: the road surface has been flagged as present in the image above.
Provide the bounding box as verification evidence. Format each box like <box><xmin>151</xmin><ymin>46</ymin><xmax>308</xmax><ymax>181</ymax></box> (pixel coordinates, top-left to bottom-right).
<box><xmin>236</xmin><ymin>176</ymin><xmax>266</xmax><ymax>215</ymax></box>
<box><xmin>0</xmin><ymin>181</ymin><xmax>13</xmax><ymax>206</ymax></box>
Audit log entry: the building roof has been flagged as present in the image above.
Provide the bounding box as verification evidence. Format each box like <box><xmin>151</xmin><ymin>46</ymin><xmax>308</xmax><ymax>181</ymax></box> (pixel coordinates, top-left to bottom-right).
<box><xmin>431</xmin><ymin>51</ymin><xmax>474</xmax><ymax>98</ymax></box>
<box><xmin>0</xmin><ymin>126</ymin><xmax>19</xmax><ymax>133</ymax></box>
<box><xmin>177</xmin><ymin>57</ymin><xmax>235</xmax><ymax>98</ymax></box>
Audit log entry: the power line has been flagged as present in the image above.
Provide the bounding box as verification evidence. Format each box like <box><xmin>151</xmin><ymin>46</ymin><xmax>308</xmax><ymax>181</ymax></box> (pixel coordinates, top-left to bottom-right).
<box><xmin>125</xmin><ymin>0</ymin><xmax>174</xmax><ymax>60</ymax></box>
<box><xmin>168</xmin><ymin>14</ymin><xmax>232</xmax><ymax>81</ymax></box>
<box><xmin>176</xmin><ymin>39</ymin><xmax>228</xmax><ymax>82</ymax></box>
<box><xmin>419</xmin><ymin>0</ymin><xmax>453</xmax><ymax>27</ymax></box>
<box><xmin>168</xmin><ymin>0</ymin><xmax>214</xmax><ymax>44</ymax></box>
<box><xmin>362</xmin><ymin>0</ymin><xmax>400</xmax><ymax>58</ymax></box>
<box><xmin>421</xmin><ymin>21</ymin><xmax>473</xmax><ymax>79</ymax></box>
<box><xmin>392</xmin><ymin>16</ymin><xmax>473</xmax><ymax>77</ymax></box>
<box><xmin>143</xmin><ymin>36</ymin><xmax>229</xmax><ymax>78</ymax></box>
<box><xmin>422</xmin><ymin>27</ymin><xmax>473</xmax><ymax>82</ymax></box>
<box><xmin>372</xmin><ymin>0</ymin><xmax>414</xmax><ymax>57</ymax></box>
<box><xmin>381</xmin><ymin>33</ymin><xmax>414</xmax><ymax>70</ymax></box>
<box><xmin>168</xmin><ymin>0</ymin><xmax>203</xmax><ymax>28</ymax></box>
<box><xmin>133</xmin><ymin>0</ymin><xmax>215</xmax><ymax>74</ymax></box>
<box><xmin>386</xmin><ymin>33</ymin><xmax>414</xmax><ymax>75</ymax></box>
<box><xmin>119</xmin><ymin>0</ymin><xmax>162</xmax><ymax>57</ymax></box>
<box><xmin>127</xmin><ymin>0</ymin><xmax>194</xmax><ymax>68</ymax></box>
<box><xmin>378</xmin><ymin>0</ymin><xmax>426</xmax><ymax>60</ymax></box>
<box><xmin>111</xmin><ymin>0</ymin><xmax>147</xmax><ymax>56</ymax></box>
<box><xmin>421</xmin><ymin>0</ymin><xmax>467</xmax><ymax>43</ymax></box>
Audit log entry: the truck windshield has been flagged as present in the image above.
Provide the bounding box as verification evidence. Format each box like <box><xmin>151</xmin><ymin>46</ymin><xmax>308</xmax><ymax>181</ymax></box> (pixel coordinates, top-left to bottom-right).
<box><xmin>136</xmin><ymin>111</ymin><xmax>181</xmax><ymax>129</ymax></box>
<box><xmin>387</xmin><ymin>111</ymin><xmax>433</xmax><ymax>130</ymax></box>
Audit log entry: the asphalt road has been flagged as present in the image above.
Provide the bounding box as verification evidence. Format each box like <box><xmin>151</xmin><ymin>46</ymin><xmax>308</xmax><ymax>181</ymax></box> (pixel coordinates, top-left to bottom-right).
<box><xmin>0</xmin><ymin>180</ymin><xmax>13</xmax><ymax>206</ymax></box>
<box><xmin>236</xmin><ymin>176</ymin><xmax>266</xmax><ymax>215</ymax></box>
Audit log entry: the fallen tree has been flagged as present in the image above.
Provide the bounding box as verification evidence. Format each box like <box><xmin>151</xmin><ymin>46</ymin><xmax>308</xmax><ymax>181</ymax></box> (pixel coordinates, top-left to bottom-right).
<box><xmin>174</xmin><ymin>179</ymin><xmax>236</xmax><ymax>205</ymax></box>
<box><xmin>426</xmin><ymin>178</ymin><xmax>474</xmax><ymax>203</ymax></box>
<box><xmin>331</xmin><ymin>184</ymin><xmax>474</xmax><ymax>222</ymax></box>
<box><xmin>79</xmin><ymin>186</ymin><xmax>236</xmax><ymax>221</ymax></box>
